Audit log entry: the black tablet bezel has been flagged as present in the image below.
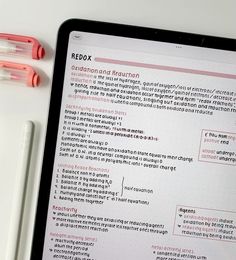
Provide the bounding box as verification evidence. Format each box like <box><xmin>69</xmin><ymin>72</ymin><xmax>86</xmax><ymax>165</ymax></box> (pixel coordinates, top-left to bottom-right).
<box><xmin>30</xmin><ymin>18</ymin><xmax>236</xmax><ymax>259</ymax></box>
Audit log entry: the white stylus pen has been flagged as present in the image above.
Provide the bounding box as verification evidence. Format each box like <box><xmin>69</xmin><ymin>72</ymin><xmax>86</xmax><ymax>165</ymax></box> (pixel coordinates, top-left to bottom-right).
<box><xmin>6</xmin><ymin>121</ymin><xmax>34</xmax><ymax>260</ymax></box>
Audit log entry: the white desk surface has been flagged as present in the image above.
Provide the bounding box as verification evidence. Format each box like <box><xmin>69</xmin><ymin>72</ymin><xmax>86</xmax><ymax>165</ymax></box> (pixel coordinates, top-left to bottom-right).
<box><xmin>0</xmin><ymin>0</ymin><xmax>235</xmax><ymax>259</ymax></box>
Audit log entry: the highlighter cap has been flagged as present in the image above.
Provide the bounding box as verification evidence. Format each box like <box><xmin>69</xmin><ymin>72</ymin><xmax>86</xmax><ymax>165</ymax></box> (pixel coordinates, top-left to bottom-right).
<box><xmin>0</xmin><ymin>60</ymin><xmax>40</xmax><ymax>87</ymax></box>
<box><xmin>29</xmin><ymin>72</ymin><xmax>40</xmax><ymax>87</ymax></box>
<box><xmin>0</xmin><ymin>33</ymin><xmax>45</xmax><ymax>60</ymax></box>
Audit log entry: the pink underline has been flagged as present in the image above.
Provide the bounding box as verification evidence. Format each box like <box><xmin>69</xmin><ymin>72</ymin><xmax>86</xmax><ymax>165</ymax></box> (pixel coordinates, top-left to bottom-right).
<box><xmin>95</xmin><ymin>57</ymin><xmax>236</xmax><ymax>80</ymax></box>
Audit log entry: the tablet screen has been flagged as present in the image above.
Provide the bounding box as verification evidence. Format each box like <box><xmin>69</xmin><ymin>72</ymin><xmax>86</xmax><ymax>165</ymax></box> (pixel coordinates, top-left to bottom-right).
<box><xmin>32</xmin><ymin>20</ymin><xmax>236</xmax><ymax>260</ymax></box>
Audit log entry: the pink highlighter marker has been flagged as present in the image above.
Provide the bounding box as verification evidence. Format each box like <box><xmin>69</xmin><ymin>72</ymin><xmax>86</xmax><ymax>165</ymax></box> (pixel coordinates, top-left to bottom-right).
<box><xmin>0</xmin><ymin>61</ymin><xmax>40</xmax><ymax>87</ymax></box>
<box><xmin>0</xmin><ymin>33</ymin><xmax>45</xmax><ymax>60</ymax></box>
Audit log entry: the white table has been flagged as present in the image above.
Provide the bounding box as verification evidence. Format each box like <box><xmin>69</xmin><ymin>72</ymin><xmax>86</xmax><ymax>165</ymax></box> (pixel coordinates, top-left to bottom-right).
<box><xmin>0</xmin><ymin>0</ymin><xmax>235</xmax><ymax>259</ymax></box>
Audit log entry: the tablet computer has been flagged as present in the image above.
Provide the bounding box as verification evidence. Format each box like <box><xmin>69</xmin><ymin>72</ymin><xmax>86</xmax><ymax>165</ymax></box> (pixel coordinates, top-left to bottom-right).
<box><xmin>31</xmin><ymin>19</ymin><xmax>236</xmax><ymax>260</ymax></box>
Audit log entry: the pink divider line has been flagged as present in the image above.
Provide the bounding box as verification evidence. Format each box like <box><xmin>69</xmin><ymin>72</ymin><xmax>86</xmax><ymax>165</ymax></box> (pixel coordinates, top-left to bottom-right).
<box><xmin>95</xmin><ymin>57</ymin><xmax>236</xmax><ymax>80</ymax></box>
